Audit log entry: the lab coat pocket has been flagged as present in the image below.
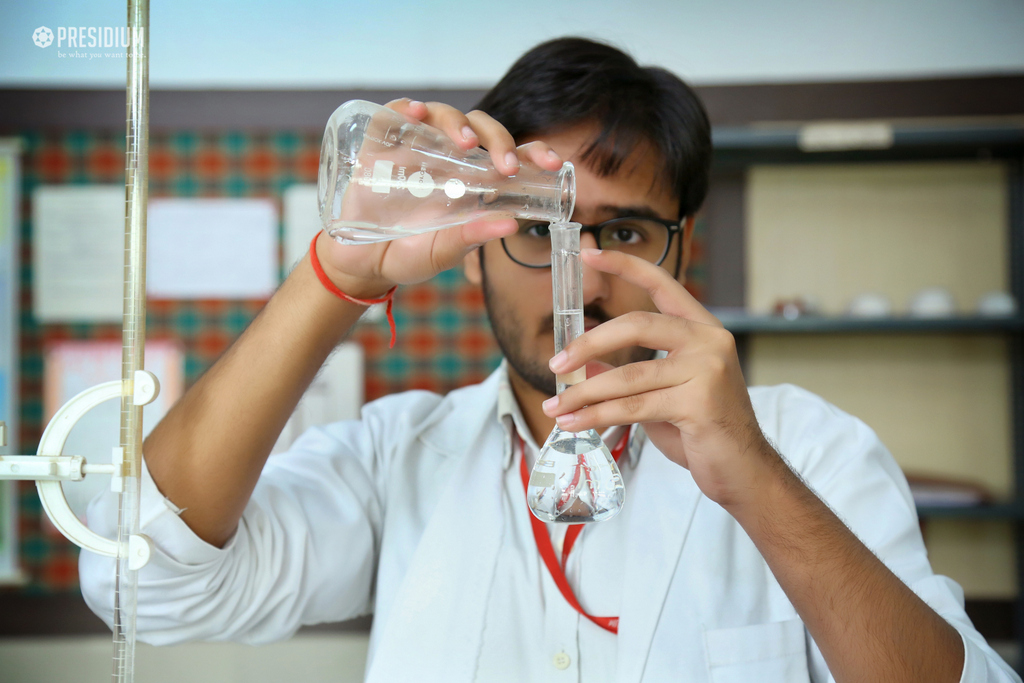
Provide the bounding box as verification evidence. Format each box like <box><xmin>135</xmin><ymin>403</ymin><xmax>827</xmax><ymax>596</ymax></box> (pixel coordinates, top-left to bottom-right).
<box><xmin>703</xmin><ymin>618</ymin><xmax>810</xmax><ymax>683</ymax></box>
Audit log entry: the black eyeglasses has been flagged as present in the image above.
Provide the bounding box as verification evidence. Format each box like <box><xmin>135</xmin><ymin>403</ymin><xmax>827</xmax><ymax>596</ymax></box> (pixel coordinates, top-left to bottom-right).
<box><xmin>501</xmin><ymin>216</ymin><xmax>683</xmax><ymax>268</ymax></box>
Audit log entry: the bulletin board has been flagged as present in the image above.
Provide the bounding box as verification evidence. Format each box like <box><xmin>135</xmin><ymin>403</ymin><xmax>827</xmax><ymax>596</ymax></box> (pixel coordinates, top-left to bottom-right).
<box><xmin>0</xmin><ymin>139</ymin><xmax>20</xmax><ymax>583</ymax></box>
<box><xmin>9</xmin><ymin>128</ymin><xmax>708</xmax><ymax>595</ymax></box>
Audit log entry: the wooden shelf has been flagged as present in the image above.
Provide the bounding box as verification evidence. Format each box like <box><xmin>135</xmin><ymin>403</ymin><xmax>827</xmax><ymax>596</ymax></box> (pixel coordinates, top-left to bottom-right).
<box><xmin>716</xmin><ymin>313</ymin><xmax>1024</xmax><ymax>335</ymax></box>
<box><xmin>710</xmin><ymin>114</ymin><xmax>1024</xmax><ymax>658</ymax></box>
<box><xmin>916</xmin><ymin>503</ymin><xmax>1024</xmax><ymax>520</ymax></box>
<box><xmin>712</xmin><ymin>120</ymin><xmax>1024</xmax><ymax>167</ymax></box>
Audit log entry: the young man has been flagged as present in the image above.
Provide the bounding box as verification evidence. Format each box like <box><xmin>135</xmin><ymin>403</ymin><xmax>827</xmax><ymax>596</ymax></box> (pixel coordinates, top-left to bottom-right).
<box><xmin>81</xmin><ymin>38</ymin><xmax>1017</xmax><ymax>682</ymax></box>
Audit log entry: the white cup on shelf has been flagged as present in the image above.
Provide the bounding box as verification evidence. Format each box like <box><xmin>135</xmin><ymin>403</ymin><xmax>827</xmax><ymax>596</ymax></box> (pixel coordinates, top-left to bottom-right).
<box><xmin>976</xmin><ymin>291</ymin><xmax>1017</xmax><ymax>317</ymax></box>
<box><xmin>846</xmin><ymin>293</ymin><xmax>893</xmax><ymax>318</ymax></box>
<box><xmin>908</xmin><ymin>288</ymin><xmax>957</xmax><ymax>318</ymax></box>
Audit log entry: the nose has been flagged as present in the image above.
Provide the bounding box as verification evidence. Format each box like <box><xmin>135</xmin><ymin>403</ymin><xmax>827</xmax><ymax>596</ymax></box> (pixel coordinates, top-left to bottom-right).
<box><xmin>578</xmin><ymin>230</ymin><xmax>608</xmax><ymax>305</ymax></box>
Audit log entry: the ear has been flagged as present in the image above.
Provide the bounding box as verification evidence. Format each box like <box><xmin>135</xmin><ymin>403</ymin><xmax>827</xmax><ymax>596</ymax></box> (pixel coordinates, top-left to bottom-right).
<box><xmin>463</xmin><ymin>246</ymin><xmax>483</xmax><ymax>285</ymax></box>
<box><xmin>677</xmin><ymin>216</ymin><xmax>696</xmax><ymax>284</ymax></box>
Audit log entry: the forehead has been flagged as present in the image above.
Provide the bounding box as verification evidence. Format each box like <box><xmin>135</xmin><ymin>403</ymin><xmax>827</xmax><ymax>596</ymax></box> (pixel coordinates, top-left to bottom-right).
<box><xmin>519</xmin><ymin>123</ymin><xmax>678</xmax><ymax>221</ymax></box>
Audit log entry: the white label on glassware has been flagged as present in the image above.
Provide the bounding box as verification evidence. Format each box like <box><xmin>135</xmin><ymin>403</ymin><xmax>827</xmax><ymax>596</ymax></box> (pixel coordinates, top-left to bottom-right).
<box><xmin>407</xmin><ymin>170</ymin><xmax>434</xmax><ymax>198</ymax></box>
<box><xmin>529</xmin><ymin>471</ymin><xmax>556</xmax><ymax>488</ymax></box>
<box><xmin>444</xmin><ymin>178</ymin><xmax>466</xmax><ymax>199</ymax></box>
<box><xmin>371</xmin><ymin>160</ymin><xmax>394</xmax><ymax>194</ymax></box>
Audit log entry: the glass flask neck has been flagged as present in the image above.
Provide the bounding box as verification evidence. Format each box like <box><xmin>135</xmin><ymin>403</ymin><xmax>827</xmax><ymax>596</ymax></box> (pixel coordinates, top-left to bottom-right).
<box><xmin>556</xmin><ymin>162</ymin><xmax>576</xmax><ymax>224</ymax></box>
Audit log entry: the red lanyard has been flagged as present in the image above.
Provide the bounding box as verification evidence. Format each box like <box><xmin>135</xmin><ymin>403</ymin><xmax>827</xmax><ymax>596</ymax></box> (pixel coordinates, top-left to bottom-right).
<box><xmin>517</xmin><ymin>429</ymin><xmax>629</xmax><ymax>634</ymax></box>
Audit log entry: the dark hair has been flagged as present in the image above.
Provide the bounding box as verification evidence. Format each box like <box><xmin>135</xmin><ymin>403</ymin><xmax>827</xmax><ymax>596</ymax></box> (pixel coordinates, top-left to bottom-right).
<box><xmin>475</xmin><ymin>37</ymin><xmax>712</xmax><ymax>219</ymax></box>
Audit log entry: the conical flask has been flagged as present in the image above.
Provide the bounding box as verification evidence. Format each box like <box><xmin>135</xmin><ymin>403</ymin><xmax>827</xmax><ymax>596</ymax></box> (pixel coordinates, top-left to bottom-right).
<box><xmin>527</xmin><ymin>222</ymin><xmax>625</xmax><ymax>523</ymax></box>
<box><xmin>317</xmin><ymin>100</ymin><xmax>575</xmax><ymax>245</ymax></box>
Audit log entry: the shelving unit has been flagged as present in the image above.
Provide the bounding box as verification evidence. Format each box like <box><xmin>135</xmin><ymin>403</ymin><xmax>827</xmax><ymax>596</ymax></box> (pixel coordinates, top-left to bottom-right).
<box><xmin>916</xmin><ymin>504</ymin><xmax>1024</xmax><ymax>521</ymax></box>
<box><xmin>710</xmin><ymin>118</ymin><xmax>1024</xmax><ymax>657</ymax></box>
<box><xmin>712</xmin><ymin>120</ymin><xmax>1024</xmax><ymax>167</ymax></box>
<box><xmin>718</xmin><ymin>313</ymin><xmax>1024</xmax><ymax>335</ymax></box>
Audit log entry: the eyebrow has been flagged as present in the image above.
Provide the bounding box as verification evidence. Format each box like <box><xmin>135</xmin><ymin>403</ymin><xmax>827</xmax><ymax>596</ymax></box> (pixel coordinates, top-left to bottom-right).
<box><xmin>595</xmin><ymin>204</ymin><xmax>666</xmax><ymax>221</ymax></box>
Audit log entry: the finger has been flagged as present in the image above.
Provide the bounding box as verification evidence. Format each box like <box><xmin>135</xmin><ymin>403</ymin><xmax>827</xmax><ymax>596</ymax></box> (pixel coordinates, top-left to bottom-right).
<box><xmin>418</xmin><ymin>102</ymin><xmax>481</xmax><ymax>150</ymax></box>
<box><xmin>581</xmin><ymin>249</ymin><xmax>721</xmax><ymax>326</ymax></box>
<box><xmin>386</xmin><ymin>100</ymin><xmax>478</xmax><ymax>149</ymax></box>
<box><xmin>554</xmin><ymin>387</ymin><xmax>678</xmax><ymax>433</ymax></box>
<box><xmin>550</xmin><ymin>311</ymin><xmax>716</xmax><ymax>374</ymax></box>
<box><xmin>544</xmin><ymin>358</ymin><xmax>694</xmax><ymax>417</ymax></box>
<box><xmin>385</xmin><ymin>98</ymin><xmax>428</xmax><ymax>121</ymax></box>
<box><xmin>586</xmin><ymin>360</ymin><xmax>615</xmax><ymax>378</ymax></box>
<box><xmin>466</xmin><ymin>110</ymin><xmax>521</xmax><ymax>175</ymax></box>
<box><xmin>516</xmin><ymin>140</ymin><xmax>564</xmax><ymax>171</ymax></box>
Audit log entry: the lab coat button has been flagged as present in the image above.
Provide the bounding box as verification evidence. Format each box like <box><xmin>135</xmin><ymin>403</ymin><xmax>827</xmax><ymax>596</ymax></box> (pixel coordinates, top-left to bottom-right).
<box><xmin>553</xmin><ymin>651</ymin><xmax>571</xmax><ymax>670</ymax></box>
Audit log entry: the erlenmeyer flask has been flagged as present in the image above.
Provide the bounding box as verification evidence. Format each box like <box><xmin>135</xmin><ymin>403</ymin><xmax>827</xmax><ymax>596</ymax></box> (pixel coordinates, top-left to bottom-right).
<box><xmin>317</xmin><ymin>100</ymin><xmax>575</xmax><ymax>244</ymax></box>
<box><xmin>526</xmin><ymin>222</ymin><xmax>625</xmax><ymax>523</ymax></box>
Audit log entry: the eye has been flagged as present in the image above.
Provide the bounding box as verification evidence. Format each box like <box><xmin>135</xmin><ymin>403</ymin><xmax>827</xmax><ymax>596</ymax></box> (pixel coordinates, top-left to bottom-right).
<box><xmin>608</xmin><ymin>226</ymin><xmax>643</xmax><ymax>245</ymax></box>
<box><xmin>523</xmin><ymin>222</ymin><xmax>550</xmax><ymax>239</ymax></box>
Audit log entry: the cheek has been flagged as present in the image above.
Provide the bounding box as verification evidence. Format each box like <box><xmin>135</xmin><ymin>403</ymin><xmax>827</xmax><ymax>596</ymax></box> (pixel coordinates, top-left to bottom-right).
<box><xmin>521</xmin><ymin>279</ymin><xmax>555</xmax><ymax>324</ymax></box>
<box><xmin>490</xmin><ymin>267</ymin><xmax>553</xmax><ymax>324</ymax></box>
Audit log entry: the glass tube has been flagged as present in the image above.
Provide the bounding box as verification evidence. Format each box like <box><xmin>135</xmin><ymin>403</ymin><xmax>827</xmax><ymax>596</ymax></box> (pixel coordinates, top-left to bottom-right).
<box><xmin>112</xmin><ymin>1</ymin><xmax>149</xmax><ymax>681</ymax></box>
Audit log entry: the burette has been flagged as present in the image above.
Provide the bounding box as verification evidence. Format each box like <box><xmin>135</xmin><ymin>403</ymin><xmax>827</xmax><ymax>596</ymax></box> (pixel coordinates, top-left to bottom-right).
<box><xmin>113</xmin><ymin>0</ymin><xmax>150</xmax><ymax>680</ymax></box>
<box><xmin>0</xmin><ymin>2</ymin><xmax>154</xmax><ymax>682</ymax></box>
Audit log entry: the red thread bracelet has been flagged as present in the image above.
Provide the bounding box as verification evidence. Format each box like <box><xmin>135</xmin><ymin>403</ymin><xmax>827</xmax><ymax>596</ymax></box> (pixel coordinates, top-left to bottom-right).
<box><xmin>309</xmin><ymin>232</ymin><xmax>398</xmax><ymax>348</ymax></box>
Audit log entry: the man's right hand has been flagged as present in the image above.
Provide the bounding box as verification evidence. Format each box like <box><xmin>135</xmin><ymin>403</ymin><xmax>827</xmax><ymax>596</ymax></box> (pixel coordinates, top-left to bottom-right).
<box><xmin>315</xmin><ymin>99</ymin><xmax>565</xmax><ymax>298</ymax></box>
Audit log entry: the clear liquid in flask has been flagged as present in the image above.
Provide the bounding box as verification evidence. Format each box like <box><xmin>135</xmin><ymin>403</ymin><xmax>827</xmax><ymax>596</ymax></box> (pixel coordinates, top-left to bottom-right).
<box><xmin>527</xmin><ymin>426</ymin><xmax>625</xmax><ymax>523</ymax></box>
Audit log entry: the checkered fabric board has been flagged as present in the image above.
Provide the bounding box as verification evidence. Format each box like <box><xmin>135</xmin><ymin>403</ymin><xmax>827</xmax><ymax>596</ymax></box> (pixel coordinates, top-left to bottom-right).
<box><xmin>10</xmin><ymin>129</ymin><xmax>707</xmax><ymax>594</ymax></box>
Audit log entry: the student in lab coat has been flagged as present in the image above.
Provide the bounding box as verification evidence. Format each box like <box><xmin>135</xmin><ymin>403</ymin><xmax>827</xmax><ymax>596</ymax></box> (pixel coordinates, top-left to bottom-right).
<box><xmin>81</xmin><ymin>38</ymin><xmax>1019</xmax><ymax>682</ymax></box>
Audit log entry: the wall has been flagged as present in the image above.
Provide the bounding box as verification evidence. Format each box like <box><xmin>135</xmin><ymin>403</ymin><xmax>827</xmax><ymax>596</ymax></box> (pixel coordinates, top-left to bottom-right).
<box><xmin>1</xmin><ymin>0</ymin><xmax>1024</xmax><ymax>89</ymax></box>
<box><xmin>745</xmin><ymin>160</ymin><xmax>1018</xmax><ymax>597</ymax></box>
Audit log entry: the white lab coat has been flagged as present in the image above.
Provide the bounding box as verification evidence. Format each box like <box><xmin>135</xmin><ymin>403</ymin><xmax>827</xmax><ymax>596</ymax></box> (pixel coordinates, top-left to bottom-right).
<box><xmin>80</xmin><ymin>368</ymin><xmax>1019</xmax><ymax>682</ymax></box>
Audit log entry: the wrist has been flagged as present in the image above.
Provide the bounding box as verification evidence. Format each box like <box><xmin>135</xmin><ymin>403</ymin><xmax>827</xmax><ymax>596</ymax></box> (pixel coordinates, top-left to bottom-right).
<box><xmin>718</xmin><ymin>441</ymin><xmax>792</xmax><ymax>519</ymax></box>
<box><xmin>309</xmin><ymin>231</ymin><xmax>399</xmax><ymax>348</ymax></box>
<box><xmin>313</xmin><ymin>231</ymin><xmax>393</xmax><ymax>299</ymax></box>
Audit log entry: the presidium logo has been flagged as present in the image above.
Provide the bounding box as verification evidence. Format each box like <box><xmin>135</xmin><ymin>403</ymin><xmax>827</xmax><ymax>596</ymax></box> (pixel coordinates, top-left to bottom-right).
<box><xmin>31</xmin><ymin>24</ymin><xmax>144</xmax><ymax>58</ymax></box>
<box><xmin>33</xmin><ymin>26</ymin><xmax>54</xmax><ymax>48</ymax></box>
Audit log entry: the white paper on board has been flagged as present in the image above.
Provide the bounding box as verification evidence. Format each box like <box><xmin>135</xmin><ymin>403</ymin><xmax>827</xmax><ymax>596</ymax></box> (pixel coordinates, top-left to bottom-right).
<box><xmin>32</xmin><ymin>185</ymin><xmax>124</xmax><ymax>322</ymax></box>
<box><xmin>271</xmin><ymin>341</ymin><xmax>364</xmax><ymax>454</ymax></box>
<box><xmin>147</xmin><ymin>198</ymin><xmax>278</xmax><ymax>299</ymax></box>
<box><xmin>283</xmin><ymin>184</ymin><xmax>320</xmax><ymax>276</ymax></box>
<box><xmin>0</xmin><ymin>366</ymin><xmax>14</xmax><ymax>581</ymax></box>
<box><xmin>0</xmin><ymin>141</ymin><xmax>20</xmax><ymax>582</ymax></box>
<box><xmin>281</xmin><ymin>184</ymin><xmax>384</xmax><ymax>320</ymax></box>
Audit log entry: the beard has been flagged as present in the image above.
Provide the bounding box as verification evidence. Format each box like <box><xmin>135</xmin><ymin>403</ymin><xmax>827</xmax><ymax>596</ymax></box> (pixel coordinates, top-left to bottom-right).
<box><xmin>479</xmin><ymin>254</ymin><xmax>656</xmax><ymax>398</ymax></box>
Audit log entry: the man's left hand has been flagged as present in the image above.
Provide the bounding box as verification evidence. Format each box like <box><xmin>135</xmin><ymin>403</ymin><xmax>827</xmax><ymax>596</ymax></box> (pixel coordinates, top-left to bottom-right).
<box><xmin>542</xmin><ymin>248</ymin><xmax>781</xmax><ymax>508</ymax></box>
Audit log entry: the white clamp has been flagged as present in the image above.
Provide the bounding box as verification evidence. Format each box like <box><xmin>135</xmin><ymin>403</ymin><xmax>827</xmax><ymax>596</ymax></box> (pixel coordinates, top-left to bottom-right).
<box><xmin>0</xmin><ymin>454</ymin><xmax>84</xmax><ymax>481</ymax></box>
<box><xmin>1</xmin><ymin>370</ymin><xmax>161</xmax><ymax>570</ymax></box>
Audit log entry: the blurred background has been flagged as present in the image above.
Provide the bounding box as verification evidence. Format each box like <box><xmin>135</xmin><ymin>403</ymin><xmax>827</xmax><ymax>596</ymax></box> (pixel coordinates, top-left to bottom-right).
<box><xmin>1</xmin><ymin>0</ymin><xmax>1023</xmax><ymax>681</ymax></box>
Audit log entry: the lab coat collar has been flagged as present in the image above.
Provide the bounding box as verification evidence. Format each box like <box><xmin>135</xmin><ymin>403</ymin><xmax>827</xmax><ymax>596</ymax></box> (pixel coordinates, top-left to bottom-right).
<box><xmin>495</xmin><ymin>360</ymin><xmax>645</xmax><ymax>470</ymax></box>
<box><xmin>415</xmin><ymin>367</ymin><xmax>503</xmax><ymax>458</ymax></box>
<box><xmin>496</xmin><ymin>360</ymin><xmax>538</xmax><ymax>466</ymax></box>
<box><xmin>616</xmin><ymin>436</ymin><xmax>704</xmax><ymax>683</ymax></box>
